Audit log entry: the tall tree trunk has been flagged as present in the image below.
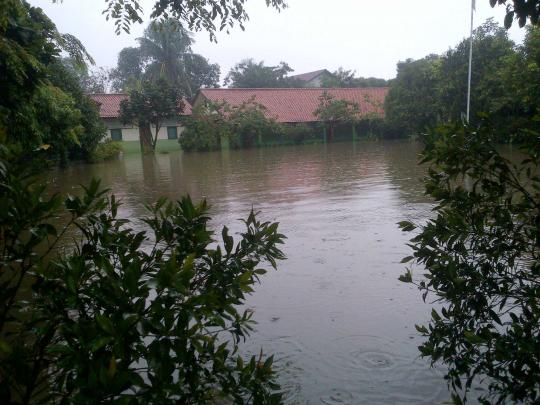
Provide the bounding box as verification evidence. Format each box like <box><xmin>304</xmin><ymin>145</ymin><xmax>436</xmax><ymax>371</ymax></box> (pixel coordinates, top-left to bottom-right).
<box><xmin>139</xmin><ymin>123</ymin><xmax>154</xmax><ymax>154</ymax></box>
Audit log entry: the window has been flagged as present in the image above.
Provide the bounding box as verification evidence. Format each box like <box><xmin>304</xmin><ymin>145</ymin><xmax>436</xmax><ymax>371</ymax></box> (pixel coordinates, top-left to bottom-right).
<box><xmin>167</xmin><ymin>126</ymin><xmax>178</xmax><ymax>140</ymax></box>
<box><xmin>111</xmin><ymin>128</ymin><xmax>122</xmax><ymax>141</ymax></box>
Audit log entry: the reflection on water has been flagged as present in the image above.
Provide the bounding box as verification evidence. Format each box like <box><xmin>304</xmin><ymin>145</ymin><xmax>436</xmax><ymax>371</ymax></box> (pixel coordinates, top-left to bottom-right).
<box><xmin>48</xmin><ymin>140</ymin><xmax>449</xmax><ymax>404</ymax></box>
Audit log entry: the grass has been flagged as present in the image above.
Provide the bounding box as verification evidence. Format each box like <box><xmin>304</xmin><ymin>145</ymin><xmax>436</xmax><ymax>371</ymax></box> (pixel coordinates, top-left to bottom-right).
<box><xmin>121</xmin><ymin>139</ymin><xmax>182</xmax><ymax>154</ymax></box>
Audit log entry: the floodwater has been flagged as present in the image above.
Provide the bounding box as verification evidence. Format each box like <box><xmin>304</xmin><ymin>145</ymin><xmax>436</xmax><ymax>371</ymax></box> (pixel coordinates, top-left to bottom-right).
<box><xmin>48</xmin><ymin>140</ymin><xmax>450</xmax><ymax>404</ymax></box>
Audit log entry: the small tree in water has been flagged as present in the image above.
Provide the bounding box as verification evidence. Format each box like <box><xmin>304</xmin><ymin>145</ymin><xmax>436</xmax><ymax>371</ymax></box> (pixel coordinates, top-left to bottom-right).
<box><xmin>120</xmin><ymin>79</ymin><xmax>184</xmax><ymax>153</ymax></box>
<box><xmin>314</xmin><ymin>91</ymin><xmax>359</xmax><ymax>141</ymax></box>
<box><xmin>400</xmin><ymin>120</ymin><xmax>540</xmax><ymax>404</ymax></box>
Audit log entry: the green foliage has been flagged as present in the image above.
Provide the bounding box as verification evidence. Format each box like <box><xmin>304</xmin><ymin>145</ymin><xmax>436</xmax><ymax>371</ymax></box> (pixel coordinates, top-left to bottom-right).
<box><xmin>225</xmin><ymin>59</ymin><xmax>303</xmax><ymax>88</ymax></box>
<box><xmin>384</xmin><ymin>55</ymin><xmax>442</xmax><ymax>135</ymax></box>
<box><xmin>0</xmin><ymin>0</ymin><xmax>54</xmax><ymax>136</ymax></box>
<box><xmin>98</xmin><ymin>0</ymin><xmax>287</xmax><ymax>41</ymax></box>
<box><xmin>110</xmin><ymin>47</ymin><xmax>144</xmax><ymax>92</ymax></box>
<box><xmin>60</xmin><ymin>57</ymin><xmax>111</xmax><ymax>93</ymax></box>
<box><xmin>490</xmin><ymin>0</ymin><xmax>540</xmax><ymax>28</ymax></box>
<box><xmin>440</xmin><ymin>20</ymin><xmax>516</xmax><ymax>125</ymax></box>
<box><xmin>0</xmin><ymin>0</ymin><xmax>105</xmax><ymax>163</ymax></box>
<box><xmin>0</xmin><ymin>146</ymin><xmax>286</xmax><ymax>403</ymax></box>
<box><xmin>181</xmin><ymin>99</ymin><xmax>281</xmax><ymax>151</ymax></box>
<box><xmin>112</xmin><ymin>19</ymin><xmax>220</xmax><ymax>96</ymax></box>
<box><xmin>320</xmin><ymin>67</ymin><xmax>389</xmax><ymax>88</ymax></box>
<box><xmin>400</xmin><ymin>120</ymin><xmax>540</xmax><ymax>403</ymax></box>
<box><xmin>280</xmin><ymin>123</ymin><xmax>319</xmax><ymax>144</ymax></box>
<box><xmin>89</xmin><ymin>139</ymin><xmax>123</xmax><ymax>162</ymax></box>
<box><xmin>48</xmin><ymin>59</ymin><xmax>108</xmax><ymax>161</ymax></box>
<box><xmin>228</xmin><ymin>99</ymin><xmax>282</xmax><ymax>148</ymax></box>
<box><xmin>120</xmin><ymin>79</ymin><xmax>184</xmax><ymax>152</ymax></box>
<box><xmin>314</xmin><ymin>91</ymin><xmax>360</xmax><ymax>140</ymax></box>
<box><xmin>385</xmin><ymin>19</ymin><xmax>540</xmax><ymax>138</ymax></box>
<box><xmin>180</xmin><ymin>101</ymin><xmax>231</xmax><ymax>151</ymax></box>
<box><xmin>31</xmin><ymin>84</ymin><xmax>85</xmax><ymax>164</ymax></box>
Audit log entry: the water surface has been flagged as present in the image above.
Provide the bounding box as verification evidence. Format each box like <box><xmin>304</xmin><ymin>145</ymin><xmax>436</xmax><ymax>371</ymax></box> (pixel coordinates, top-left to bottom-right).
<box><xmin>49</xmin><ymin>140</ymin><xmax>449</xmax><ymax>404</ymax></box>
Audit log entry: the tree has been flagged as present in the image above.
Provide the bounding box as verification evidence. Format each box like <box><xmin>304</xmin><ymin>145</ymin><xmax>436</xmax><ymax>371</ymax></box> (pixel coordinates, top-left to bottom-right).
<box><xmin>320</xmin><ymin>67</ymin><xmax>389</xmax><ymax>88</ymax></box>
<box><xmin>439</xmin><ymin>19</ymin><xmax>516</xmax><ymax>124</ymax></box>
<box><xmin>180</xmin><ymin>101</ymin><xmax>231</xmax><ymax>151</ymax></box>
<box><xmin>399</xmin><ymin>121</ymin><xmax>540</xmax><ymax>404</ymax></box>
<box><xmin>491</xmin><ymin>0</ymin><xmax>540</xmax><ymax>27</ymax></box>
<box><xmin>110</xmin><ymin>47</ymin><xmax>144</xmax><ymax>92</ymax></box>
<box><xmin>59</xmin><ymin>57</ymin><xmax>111</xmax><ymax>94</ymax></box>
<box><xmin>139</xmin><ymin>19</ymin><xmax>195</xmax><ymax>95</ymax></box>
<box><xmin>227</xmin><ymin>99</ymin><xmax>282</xmax><ymax>147</ymax></box>
<box><xmin>181</xmin><ymin>99</ymin><xmax>281</xmax><ymax>151</ymax></box>
<box><xmin>384</xmin><ymin>55</ymin><xmax>442</xmax><ymax>135</ymax></box>
<box><xmin>502</xmin><ymin>25</ymin><xmax>540</xmax><ymax>123</ymax></box>
<box><xmin>48</xmin><ymin>59</ymin><xmax>108</xmax><ymax>161</ymax></box>
<box><xmin>225</xmin><ymin>59</ymin><xmax>303</xmax><ymax>88</ymax></box>
<box><xmin>0</xmin><ymin>146</ymin><xmax>286</xmax><ymax>403</ymax></box>
<box><xmin>183</xmin><ymin>53</ymin><xmax>221</xmax><ymax>92</ymax></box>
<box><xmin>385</xmin><ymin>19</ymin><xmax>522</xmax><ymax>137</ymax></box>
<box><xmin>94</xmin><ymin>0</ymin><xmax>286</xmax><ymax>40</ymax></box>
<box><xmin>0</xmin><ymin>0</ymin><xmax>104</xmax><ymax>163</ymax></box>
<box><xmin>314</xmin><ymin>91</ymin><xmax>360</xmax><ymax>140</ymax></box>
<box><xmin>112</xmin><ymin>20</ymin><xmax>220</xmax><ymax>96</ymax></box>
<box><xmin>120</xmin><ymin>79</ymin><xmax>184</xmax><ymax>153</ymax></box>
<box><xmin>0</xmin><ymin>0</ymin><xmax>89</xmax><ymax>143</ymax></box>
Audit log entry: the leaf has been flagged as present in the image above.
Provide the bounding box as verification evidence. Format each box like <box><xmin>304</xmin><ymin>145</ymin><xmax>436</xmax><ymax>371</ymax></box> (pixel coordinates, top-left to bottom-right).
<box><xmin>398</xmin><ymin>269</ymin><xmax>413</xmax><ymax>283</ymax></box>
<box><xmin>222</xmin><ymin>226</ymin><xmax>234</xmax><ymax>254</ymax></box>
<box><xmin>504</xmin><ymin>11</ymin><xmax>514</xmax><ymax>29</ymax></box>
<box><xmin>398</xmin><ymin>221</ymin><xmax>416</xmax><ymax>232</ymax></box>
<box><xmin>400</xmin><ymin>255</ymin><xmax>414</xmax><ymax>264</ymax></box>
<box><xmin>464</xmin><ymin>330</ymin><xmax>485</xmax><ymax>345</ymax></box>
<box><xmin>90</xmin><ymin>337</ymin><xmax>112</xmax><ymax>352</ymax></box>
<box><xmin>0</xmin><ymin>340</ymin><xmax>12</xmax><ymax>356</ymax></box>
<box><xmin>96</xmin><ymin>315</ymin><xmax>115</xmax><ymax>335</ymax></box>
<box><xmin>107</xmin><ymin>356</ymin><xmax>117</xmax><ymax>378</ymax></box>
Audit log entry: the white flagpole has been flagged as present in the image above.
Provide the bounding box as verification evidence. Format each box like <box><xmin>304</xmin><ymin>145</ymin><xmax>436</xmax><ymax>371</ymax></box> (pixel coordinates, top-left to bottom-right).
<box><xmin>466</xmin><ymin>0</ymin><xmax>475</xmax><ymax>123</ymax></box>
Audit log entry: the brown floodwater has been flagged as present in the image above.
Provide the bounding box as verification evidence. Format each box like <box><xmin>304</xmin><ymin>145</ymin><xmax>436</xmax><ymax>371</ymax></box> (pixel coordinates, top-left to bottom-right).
<box><xmin>47</xmin><ymin>140</ymin><xmax>450</xmax><ymax>404</ymax></box>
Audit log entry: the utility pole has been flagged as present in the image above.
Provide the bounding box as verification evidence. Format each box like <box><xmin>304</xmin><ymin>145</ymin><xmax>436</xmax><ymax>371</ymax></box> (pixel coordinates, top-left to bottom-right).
<box><xmin>466</xmin><ymin>0</ymin><xmax>475</xmax><ymax>123</ymax></box>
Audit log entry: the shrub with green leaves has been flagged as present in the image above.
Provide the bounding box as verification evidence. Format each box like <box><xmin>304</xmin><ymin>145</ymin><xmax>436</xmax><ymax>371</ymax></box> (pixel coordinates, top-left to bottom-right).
<box><xmin>0</xmin><ymin>146</ymin><xmax>285</xmax><ymax>404</ymax></box>
<box><xmin>89</xmin><ymin>139</ymin><xmax>123</xmax><ymax>162</ymax></box>
<box><xmin>180</xmin><ymin>101</ymin><xmax>231</xmax><ymax>152</ymax></box>
<box><xmin>400</xmin><ymin>121</ymin><xmax>540</xmax><ymax>404</ymax></box>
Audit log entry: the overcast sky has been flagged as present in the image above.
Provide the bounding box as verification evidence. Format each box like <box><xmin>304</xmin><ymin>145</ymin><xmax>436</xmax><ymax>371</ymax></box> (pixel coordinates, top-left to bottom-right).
<box><xmin>29</xmin><ymin>0</ymin><xmax>526</xmax><ymax>82</ymax></box>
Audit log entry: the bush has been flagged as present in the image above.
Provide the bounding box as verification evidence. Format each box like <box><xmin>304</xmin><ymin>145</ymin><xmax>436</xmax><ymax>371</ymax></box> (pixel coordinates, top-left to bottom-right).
<box><xmin>89</xmin><ymin>139</ymin><xmax>122</xmax><ymax>162</ymax></box>
<box><xmin>0</xmin><ymin>146</ymin><xmax>286</xmax><ymax>403</ymax></box>
<box><xmin>181</xmin><ymin>100</ymin><xmax>282</xmax><ymax>151</ymax></box>
<box><xmin>280</xmin><ymin>123</ymin><xmax>318</xmax><ymax>144</ymax></box>
<box><xmin>399</xmin><ymin>121</ymin><xmax>540</xmax><ymax>404</ymax></box>
<box><xmin>180</xmin><ymin>101</ymin><xmax>230</xmax><ymax>152</ymax></box>
<box><xmin>228</xmin><ymin>99</ymin><xmax>281</xmax><ymax>148</ymax></box>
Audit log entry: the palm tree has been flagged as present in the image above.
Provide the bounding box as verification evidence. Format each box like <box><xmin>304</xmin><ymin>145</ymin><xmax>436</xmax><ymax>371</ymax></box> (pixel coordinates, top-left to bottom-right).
<box><xmin>138</xmin><ymin>19</ymin><xmax>195</xmax><ymax>97</ymax></box>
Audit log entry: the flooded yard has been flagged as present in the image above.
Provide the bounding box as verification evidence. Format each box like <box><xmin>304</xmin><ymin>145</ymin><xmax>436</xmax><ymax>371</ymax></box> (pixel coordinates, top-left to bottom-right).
<box><xmin>48</xmin><ymin>140</ymin><xmax>449</xmax><ymax>404</ymax></box>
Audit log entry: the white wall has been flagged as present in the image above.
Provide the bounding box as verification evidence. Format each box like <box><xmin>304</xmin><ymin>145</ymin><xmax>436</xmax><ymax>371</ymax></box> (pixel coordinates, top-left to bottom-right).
<box><xmin>103</xmin><ymin>118</ymin><xmax>186</xmax><ymax>142</ymax></box>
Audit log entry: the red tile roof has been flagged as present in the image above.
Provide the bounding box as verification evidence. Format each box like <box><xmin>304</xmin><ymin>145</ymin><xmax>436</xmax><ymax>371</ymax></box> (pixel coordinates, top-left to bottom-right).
<box><xmin>289</xmin><ymin>69</ymin><xmax>330</xmax><ymax>82</ymax></box>
<box><xmin>88</xmin><ymin>93</ymin><xmax>192</xmax><ymax>118</ymax></box>
<box><xmin>196</xmin><ymin>88</ymin><xmax>388</xmax><ymax>123</ymax></box>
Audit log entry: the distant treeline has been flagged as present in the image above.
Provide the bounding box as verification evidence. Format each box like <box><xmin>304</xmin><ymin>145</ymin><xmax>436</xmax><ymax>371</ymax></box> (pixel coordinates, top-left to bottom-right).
<box><xmin>384</xmin><ymin>19</ymin><xmax>540</xmax><ymax>139</ymax></box>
